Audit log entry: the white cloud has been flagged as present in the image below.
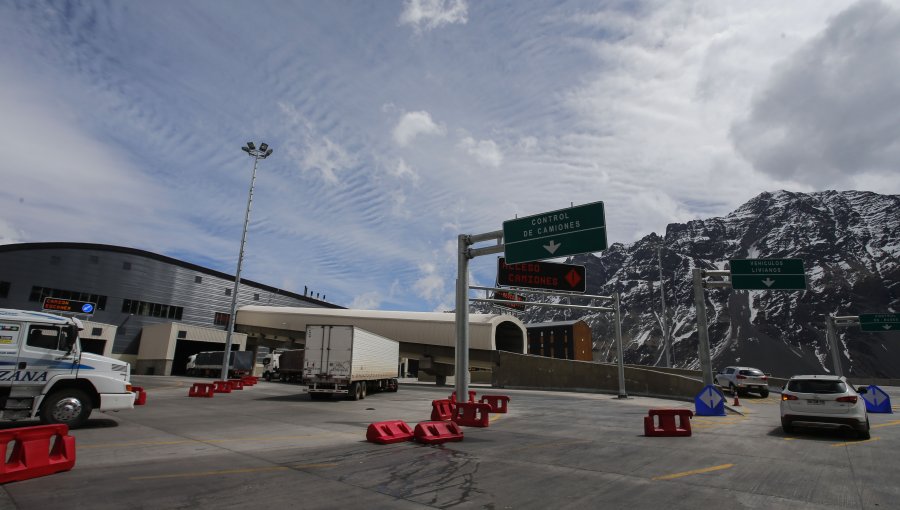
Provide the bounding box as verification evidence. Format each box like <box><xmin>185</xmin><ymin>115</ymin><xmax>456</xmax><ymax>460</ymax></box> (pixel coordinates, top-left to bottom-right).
<box><xmin>0</xmin><ymin>218</ymin><xmax>24</xmax><ymax>245</ymax></box>
<box><xmin>350</xmin><ymin>291</ymin><xmax>382</xmax><ymax>310</ymax></box>
<box><xmin>392</xmin><ymin>111</ymin><xmax>445</xmax><ymax>146</ymax></box>
<box><xmin>413</xmin><ymin>262</ymin><xmax>445</xmax><ymax>301</ymax></box>
<box><xmin>399</xmin><ymin>0</ymin><xmax>468</xmax><ymax>32</ymax></box>
<box><xmin>388</xmin><ymin>158</ymin><xmax>420</xmax><ymax>182</ymax></box>
<box><xmin>279</xmin><ymin>102</ymin><xmax>356</xmax><ymax>184</ymax></box>
<box><xmin>457</xmin><ymin>136</ymin><xmax>503</xmax><ymax>167</ymax></box>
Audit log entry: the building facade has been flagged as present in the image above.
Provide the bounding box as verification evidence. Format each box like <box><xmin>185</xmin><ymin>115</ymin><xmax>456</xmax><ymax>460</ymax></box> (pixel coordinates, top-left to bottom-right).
<box><xmin>0</xmin><ymin>243</ymin><xmax>339</xmax><ymax>359</ymax></box>
<box><xmin>525</xmin><ymin>320</ymin><xmax>593</xmax><ymax>362</ymax></box>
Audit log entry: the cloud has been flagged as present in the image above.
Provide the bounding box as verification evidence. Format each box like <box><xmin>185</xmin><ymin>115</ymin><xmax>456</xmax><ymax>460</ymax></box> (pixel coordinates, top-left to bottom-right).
<box><xmin>0</xmin><ymin>218</ymin><xmax>24</xmax><ymax>245</ymax></box>
<box><xmin>350</xmin><ymin>291</ymin><xmax>382</xmax><ymax>309</ymax></box>
<box><xmin>730</xmin><ymin>1</ymin><xmax>900</xmax><ymax>187</ymax></box>
<box><xmin>392</xmin><ymin>111</ymin><xmax>445</xmax><ymax>146</ymax></box>
<box><xmin>413</xmin><ymin>262</ymin><xmax>445</xmax><ymax>301</ymax></box>
<box><xmin>457</xmin><ymin>136</ymin><xmax>503</xmax><ymax>167</ymax></box>
<box><xmin>399</xmin><ymin>0</ymin><xmax>468</xmax><ymax>32</ymax></box>
<box><xmin>388</xmin><ymin>158</ymin><xmax>420</xmax><ymax>182</ymax></box>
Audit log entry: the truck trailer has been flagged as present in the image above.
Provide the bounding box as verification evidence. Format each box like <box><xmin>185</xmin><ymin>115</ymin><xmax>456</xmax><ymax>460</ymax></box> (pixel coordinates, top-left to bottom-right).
<box><xmin>304</xmin><ymin>325</ymin><xmax>399</xmax><ymax>400</ymax></box>
<box><xmin>186</xmin><ymin>350</ymin><xmax>254</xmax><ymax>378</ymax></box>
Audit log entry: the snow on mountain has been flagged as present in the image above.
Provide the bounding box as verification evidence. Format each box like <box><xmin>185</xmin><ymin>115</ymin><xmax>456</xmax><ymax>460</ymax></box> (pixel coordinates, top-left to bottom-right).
<box><xmin>481</xmin><ymin>190</ymin><xmax>900</xmax><ymax>378</ymax></box>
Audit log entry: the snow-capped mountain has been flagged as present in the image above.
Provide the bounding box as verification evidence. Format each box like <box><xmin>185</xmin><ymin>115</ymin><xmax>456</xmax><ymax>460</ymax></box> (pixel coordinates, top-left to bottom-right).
<box><xmin>486</xmin><ymin>190</ymin><xmax>900</xmax><ymax>378</ymax></box>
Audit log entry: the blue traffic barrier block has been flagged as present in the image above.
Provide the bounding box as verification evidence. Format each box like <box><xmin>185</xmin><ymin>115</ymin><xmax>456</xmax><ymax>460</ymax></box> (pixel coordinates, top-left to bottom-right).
<box><xmin>860</xmin><ymin>385</ymin><xmax>892</xmax><ymax>414</ymax></box>
<box><xmin>695</xmin><ymin>385</ymin><xmax>726</xmax><ymax>416</ymax></box>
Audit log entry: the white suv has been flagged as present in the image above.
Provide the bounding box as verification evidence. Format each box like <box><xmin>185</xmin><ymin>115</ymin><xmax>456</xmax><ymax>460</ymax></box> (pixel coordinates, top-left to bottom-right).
<box><xmin>780</xmin><ymin>375</ymin><xmax>870</xmax><ymax>439</ymax></box>
<box><xmin>715</xmin><ymin>366</ymin><xmax>770</xmax><ymax>397</ymax></box>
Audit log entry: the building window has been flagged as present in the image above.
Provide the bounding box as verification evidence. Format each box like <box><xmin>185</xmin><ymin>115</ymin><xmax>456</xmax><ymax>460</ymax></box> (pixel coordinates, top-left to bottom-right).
<box><xmin>177</xmin><ymin>330</ymin><xmax>187</xmax><ymax>339</ymax></box>
<box><xmin>214</xmin><ymin>312</ymin><xmax>231</xmax><ymax>326</ymax></box>
<box><xmin>0</xmin><ymin>281</ymin><xmax>9</xmax><ymax>299</ymax></box>
<box><xmin>28</xmin><ymin>286</ymin><xmax>108</xmax><ymax>310</ymax></box>
<box><xmin>121</xmin><ymin>298</ymin><xmax>183</xmax><ymax>319</ymax></box>
<box><xmin>91</xmin><ymin>327</ymin><xmax>103</xmax><ymax>336</ymax></box>
<box><xmin>195</xmin><ymin>276</ymin><xmax>203</xmax><ymax>284</ymax></box>
<box><xmin>89</xmin><ymin>255</ymin><xmax>99</xmax><ymax>264</ymax></box>
<box><xmin>225</xmin><ymin>288</ymin><xmax>232</xmax><ymax>296</ymax></box>
<box><xmin>50</xmin><ymin>256</ymin><xmax>61</xmax><ymax>266</ymax></box>
<box><xmin>123</xmin><ymin>261</ymin><xmax>132</xmax><ymax>270</ymax></box>
<box><xmin>253</xmin><ymin>293</ymin><xmax>260</xmax><ymax>301</ymax></box>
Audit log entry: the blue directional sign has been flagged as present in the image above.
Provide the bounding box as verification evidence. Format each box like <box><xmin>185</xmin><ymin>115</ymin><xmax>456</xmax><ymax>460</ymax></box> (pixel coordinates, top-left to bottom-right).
<box><xmin>81</xmin><ymin>303</ymin><xmax>94</xmax><ymax>314</ymax></box>
<box><xmin>860</xmin><ymin>385</ymin><xmax>893</xmax><ymax>414</ymax></box>
<box><xmin>695</xmin><ymin>385</ymin><xmax>726</xmax><ymax>416</ymax></box>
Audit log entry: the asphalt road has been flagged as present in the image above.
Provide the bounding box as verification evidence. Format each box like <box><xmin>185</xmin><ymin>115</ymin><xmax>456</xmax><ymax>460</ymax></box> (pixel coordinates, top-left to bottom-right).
<box><xmin>1</xmin><ymin>377</ymin><xmax>898</xmax><ymax>509</ymax></box>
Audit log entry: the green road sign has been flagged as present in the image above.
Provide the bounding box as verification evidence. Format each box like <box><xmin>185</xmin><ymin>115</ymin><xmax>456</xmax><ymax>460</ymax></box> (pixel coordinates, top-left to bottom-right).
<box><xmin>729</xmin><ymin>258</ymin><xmax>806</xmax><ymax>290</ymax></box>
<box><xmin>860</xmin><ymin>313</ymin><xmax>900</xmax><ymax>332</ymax></box>
<box><xmin>503</xmin><ymin>201</ymin><xmax>607</xmax><ymax>264</ymax></box>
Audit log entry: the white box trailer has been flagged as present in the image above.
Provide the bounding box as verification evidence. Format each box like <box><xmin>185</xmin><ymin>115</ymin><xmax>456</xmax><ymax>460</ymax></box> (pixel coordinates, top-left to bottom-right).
<box><xmin>304</xmin><ymin>325</ymin><xmax>399</xmax><ymax>400</ymax></box>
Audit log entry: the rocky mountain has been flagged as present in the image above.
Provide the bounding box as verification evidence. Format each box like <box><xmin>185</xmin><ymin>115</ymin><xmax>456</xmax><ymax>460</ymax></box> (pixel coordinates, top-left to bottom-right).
<box><xmin>484</xmin><ymin>190</ymin><xmax>900</xmax><ymax>378</ymax></box>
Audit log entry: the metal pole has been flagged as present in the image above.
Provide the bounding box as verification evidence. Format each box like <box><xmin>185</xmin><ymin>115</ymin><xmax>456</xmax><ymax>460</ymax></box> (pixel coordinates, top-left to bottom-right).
<box><xmin>614</xmin><ymin>291</ymin><xmax>627</xmax><ymax>398</ymax></box>
<box><xmin>693</xmin><ymin>268</ymin><xmax>714</xmax><ymax>386</ymax></box>
<box><xmin>454</xmin><ymin>234</ymin><xmax>470</xmax><ymax>401</ymax></box>
<box><xmin>657</xmin><ymin>246</ymin><xmax>672</xmax><ymax>368</ymax></box>
<box><xmin>826</xmin><ymin>315</ymin><xmax>843</xmax><ymax>377</ymax></box>
<box><xmin>221</xmin><ymin>153</ymin><xmax>259</xmax><ymax>380</ymax></box>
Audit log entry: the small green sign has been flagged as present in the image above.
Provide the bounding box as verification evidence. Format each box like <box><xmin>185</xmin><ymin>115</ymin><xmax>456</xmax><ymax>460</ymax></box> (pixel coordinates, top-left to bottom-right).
<box><xmin>729</xmin><ymin>259</ymin><xmax>806</xmax><ymax>290</ymax></box>
<box><xmin>859</xmin><ymin>313</ymin><xmax>900</xmax><ymax>332</ymax></box>
<box><xmin>503</xmin><ymin>201</ymin><xmax>607</xmax><ymax>264</ymax></box>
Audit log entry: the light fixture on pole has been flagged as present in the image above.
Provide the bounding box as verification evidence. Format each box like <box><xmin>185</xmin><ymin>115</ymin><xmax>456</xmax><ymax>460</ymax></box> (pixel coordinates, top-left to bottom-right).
<box><xmin>220</xmin><ymin>141</ymin><xmax>273</xmax><ymax>380</ymax></box>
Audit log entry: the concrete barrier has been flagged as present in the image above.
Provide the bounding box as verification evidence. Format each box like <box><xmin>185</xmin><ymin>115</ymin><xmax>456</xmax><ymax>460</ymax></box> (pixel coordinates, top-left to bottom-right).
<box><xmin>492</xmin><ymin>352</ymin><xmax>705</xmax><ymax>401</ymax></box>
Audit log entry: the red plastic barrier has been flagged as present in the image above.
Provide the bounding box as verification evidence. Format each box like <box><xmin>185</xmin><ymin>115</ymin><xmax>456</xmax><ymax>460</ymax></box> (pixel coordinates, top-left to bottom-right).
<box><xmin>452</xmin><ymin>402</ymin><xmax>492</xmax><ymax>427</ymax></box>
<box><xmin>132</xmin><ymin>386</ymin><xmax>147</xmax><ymax>406</ymax></box>
<box><xmin>430</xmin><ymin>399</ymin><xmax>455</xmax><ymax>421</ymax></box>
<box><xmin>0</xmin><ymin>424</ymin><xmax>76</xmax><ymax>483</ymax></box>
<box><xmin>228</xmin><ymin>379</ymin><xmax>244</xmax><ymax>391</ymax></box>
<box><xmin>449</xmin><ymin>390</ymin><xmax>476</xmax><ymax>403</ymax></box>
<box><xmin>644</xmin><ymin>408</ymin><xmax>693</xmax><ymax>437</ymax></box>
<box><xmin>479</xmin><ymin>395</ymin><xmax>510</xmax><ymax>413</ymax></box>
<box><xmin>188</xmin><ymin>383</ymin><xmax>215</xmax><ymax>398</ymax></box>
<box><xmin>366</xmin><ymin>420</ymin><xmax>415</xmax><ymax>444</ymax></box>
<box><xmin>414</xmin><ymin>421</ymin><xmax>464</xmax><ymax>444</ymax></box>
<box><xmin>241</xmin><ymin>376</ymin><xmax>257</xmax><ymax>386</ymax></box>
<box><xmin>213</xmin><ymin>380</ymin><xmax>232</xmax><ymax>393</ymax></box>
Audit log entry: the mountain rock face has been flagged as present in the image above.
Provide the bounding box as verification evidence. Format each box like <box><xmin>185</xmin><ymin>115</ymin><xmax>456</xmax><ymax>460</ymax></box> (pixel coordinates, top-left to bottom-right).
<box><xmin>489</xmin><ymin>190</ymin><xmax>900</xmax><ymax>378</ymax></box>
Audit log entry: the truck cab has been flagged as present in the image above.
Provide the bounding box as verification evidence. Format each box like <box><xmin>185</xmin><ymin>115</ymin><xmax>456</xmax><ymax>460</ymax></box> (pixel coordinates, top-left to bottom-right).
<box><xmin>0</xmin><ymin>309</ymin><xmax>134</xmax><ymax>428</ymax></box>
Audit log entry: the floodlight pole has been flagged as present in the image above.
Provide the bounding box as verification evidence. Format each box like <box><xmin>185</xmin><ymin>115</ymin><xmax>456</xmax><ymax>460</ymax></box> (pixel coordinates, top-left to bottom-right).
<box><xmin>658</xmin><ymin>245</ymin><xmax>672</xmax><ymax>368</ymax></box>
<box><xmin>221</xmin><ymin>142</ymin><xmax>272</xmax><ymax>381</ymax></box>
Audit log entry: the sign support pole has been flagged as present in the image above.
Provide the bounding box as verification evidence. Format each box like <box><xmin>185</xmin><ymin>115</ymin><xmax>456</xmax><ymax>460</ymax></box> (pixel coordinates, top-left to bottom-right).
<box><xmin>614</xmin><ymin>291</ymin><xmax>627</xmax><ymax>398</ymax></box>
<box><xmin>825</xmin><ymin>315</ymin><xmax>843</xmax><ymax>377</ymax></box>
<box><xmin>693</xmin><ymin>268</ymin><xmax>714</xmax><ymax>387</ymax></box>
<box><xmin>455</xmin><ymin>234</ymin><xmax>471</xmax><ymax>402</ymax></box>
<box><xmin>657</xmin><ymin>246</ymin><xmax>672</xmax><ymax>368</ymax></box>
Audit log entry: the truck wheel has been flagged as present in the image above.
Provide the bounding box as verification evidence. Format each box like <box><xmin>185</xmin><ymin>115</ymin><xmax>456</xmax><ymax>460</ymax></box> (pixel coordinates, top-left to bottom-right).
<box><xmin>389</xmin><ymin>379</ymin><xmax>399</xmax><ymax>392</ymax></box>
<box><xmin>40</xmin><ymin>388</ymin><xmax>93</xmax><ymax>429</ymax></box>
<box><xmin>264</xmin><ymin>372</ymin><xmax>272</xmax><ymax>382</ymax></box>
<box><xmin>435</xmin><ymin>374</ymin><xmax>447</xmax><ymax>387</ymax></box>
<box><xmin>360</xmin><ymin>383</ymin><xmax>367</xmax><ymax>399</ymax></box>
<box><xmin>349</xmin><ymin>382</ymin><xmax>361</xmax><ymax>401</ymax></box>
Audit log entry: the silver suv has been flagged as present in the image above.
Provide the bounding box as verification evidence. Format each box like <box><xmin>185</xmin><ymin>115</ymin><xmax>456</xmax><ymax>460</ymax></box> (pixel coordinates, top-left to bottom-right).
<box><xmin>780</xmin><ymin>375</ymin><xmax>870</xmax><ymax>439</ymax></box>
<box><xmin>715</xmin><ymin>366</ymin><xmax>770</xmax><ymax>397</ymax></box>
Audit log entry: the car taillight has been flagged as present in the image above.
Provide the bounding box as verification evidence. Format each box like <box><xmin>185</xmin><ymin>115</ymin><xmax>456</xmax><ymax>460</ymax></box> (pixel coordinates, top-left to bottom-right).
<box><xmin>736</xmin><ymin>375</ymin><xmax>747</xmax><ymax>379</ymax></box>
<box><xmin>782</xmin><ymin>394</ymin><xmax>798</xmax><ymax>401</ymax></box>
<box><xmin>126</xmin><ymin>384</ymin><xmax>133</xmax><ymax>392</ymax></box>
<box><xmin>761</xmin><ymin>376</ymin><xmax>768</xmax><ymax>380</ymax></box>
<box><xmin>836</xmin><ymin>396</ymin><xmax>858</xmax><ymax>404</ymax></box>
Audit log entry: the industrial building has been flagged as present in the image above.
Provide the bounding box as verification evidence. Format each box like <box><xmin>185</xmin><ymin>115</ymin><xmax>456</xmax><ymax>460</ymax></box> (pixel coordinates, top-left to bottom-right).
<box><xmin>526</xmin><ymin>319</ymin><xmax>593</xmax><ymax>361</ymax></box>
<box><xmin>0</xmin><ymin>242</ymin><xmax>339</xmax><ymax>372</ymax></box>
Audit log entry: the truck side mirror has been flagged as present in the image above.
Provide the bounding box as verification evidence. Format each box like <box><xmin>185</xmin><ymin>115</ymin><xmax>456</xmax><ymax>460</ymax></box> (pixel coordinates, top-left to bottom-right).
<box><xmin>64</xmin><ymin>325</ymin><xmax>78</xmax><ymax>352</ymax></box>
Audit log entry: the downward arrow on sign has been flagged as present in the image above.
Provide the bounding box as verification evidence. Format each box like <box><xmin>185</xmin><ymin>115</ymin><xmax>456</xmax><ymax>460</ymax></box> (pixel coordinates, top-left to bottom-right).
<box><xmin>544</xmin><ymin>240</ymin><xmax>560</xmax><ymax>254</ymax></box>
<box><xmin>884</xmin><ymin>325</ymin><xmax>893</xmax><ymax>330</ymax></box>
<box><xmin>762</xmin><ymin>278</ymin><xmax>776</xmax><ymax>287</ymax></box>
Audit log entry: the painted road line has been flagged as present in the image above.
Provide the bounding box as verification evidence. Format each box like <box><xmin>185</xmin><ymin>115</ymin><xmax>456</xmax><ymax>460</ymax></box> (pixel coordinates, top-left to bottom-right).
<box><xmin>653</xmin><ymin>464</ymin><xmax>734</xmax><ymax>481</ymax></box>
<box><xmin>830</xmin><ymin>437</ymin><xmax>881</xmax><ymax>448</ymax></box>
<box><xmin>81</xmin><ymin>433</ymin><xmax>350</xmax><ymax>450</ymax></box>
<box><xmin>872</xmin><ymin>420</ymin><xmax>900</xmax><ymax>429</ymax></box>
<box><xmin>129</xmin><ymin>463</ymin><xmax>337</xmax><ymax>481</ymax></box>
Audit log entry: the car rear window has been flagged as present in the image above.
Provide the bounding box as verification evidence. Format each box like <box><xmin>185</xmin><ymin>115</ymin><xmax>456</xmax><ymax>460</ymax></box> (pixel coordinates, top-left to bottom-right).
<box><xmin>787</xmin><ymin>380</ymin><xmax>847</xmax><ymax>394</ymax></box>
<box><xmin>739</xmin><ymin>369</ymin><xmax>765</xmax><ymax>376</ymax></box>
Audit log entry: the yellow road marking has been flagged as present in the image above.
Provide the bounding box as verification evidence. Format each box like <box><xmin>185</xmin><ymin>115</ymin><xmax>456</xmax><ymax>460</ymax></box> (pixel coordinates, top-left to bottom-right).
<box><xmin>653</xmin><ymin>463</ymin><xmax>734</xmax><ymax>481</ymax></box>
<box><xmin>783</xmin><ymin>437</ymin><xmax>797</xmax><ymax>441</ymax></box>
<box><xmin>830</xmin><ymin>437</ymin><xmax>881</xmax><ymax>447</ymax></box>
<box><xmin>872</xmin><ymin>420</ymin><xmax>900</xmax><ymax>429</ymax></box>
<box><xmin>489</xmin><ymin>413</ymin><xmax>503</xmax><ymax>423</ymax></box>
<box><xmin>81</xmin><ymin>433</ymin><xmax>346</xmax><ymax>449</ymax></box>
<box><xmin>128</xmin><ymin>463</ymin><xmax>337</xmax><ymax>481</ymax></box>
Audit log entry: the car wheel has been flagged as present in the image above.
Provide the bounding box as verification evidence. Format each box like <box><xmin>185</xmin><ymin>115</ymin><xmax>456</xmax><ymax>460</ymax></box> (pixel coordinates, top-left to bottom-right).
<box><xmin>760</xmin><ymin>389</ymin><xmax>770</xmax><ymax>398</ymax></box>
<box><xmin>781</xmin><ymin>419</ymin><xmax>793</xmax><ymax>435</ymax></box>
<box><xmin>40</xmin><ymin>388</ymin><xmax>93</xmax><ymax>429</ymax></box>
<box><xmin>858</xmin><ymin>418</ymin><xmax>871</xmax><ymax>440</ymax></box>
<box><xmin>729</xmin><ymin>383</ymin><xmax>737</xmax><ymax>395</ymax></box>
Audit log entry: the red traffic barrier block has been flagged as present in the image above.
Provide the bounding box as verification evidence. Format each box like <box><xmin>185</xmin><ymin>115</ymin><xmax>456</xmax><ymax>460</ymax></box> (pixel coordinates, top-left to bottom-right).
<box><xmin>452</xmin><ymin>402</ymin><xmax>492</xmax><ymax>427</ymax></box>
<box><xmin>431</xmin><ymin>399</ymin><xmax>455</xmax><ymax>421</ymax></box>
<box><xmin>188</xmin><ymin>383</ymin><xmax>215</xmax><ymax>398</ymax></box>
<box><xmin>0</xmin><ymin>424</ymin><xmax>76</xmax><ymax>483</ymax></box>
<box><xmin>241</xmin><ymin>376</ymin><xmax>257</xmax><ymax>386</ymax></box>
<box><xmin>228</xmin><ymin>379</ymin><xmax>244</xmax><ymax>391</ymax></box>
<box><xmin>366</xmin><ymin>420</ymin><xmax>415</xmax><ymax>444</ymax></box>
<box><xmin>644</xmin><ymin>408</ymin><xmax>693</xmax><ymax>437</ymax></box>
<box><xmin>479</xmin><ymin>395</ymin><xmax>510</xmax><ymax>413</ymax></box>
<box><xmin>132</xmin><ymin>386</ymin><xmax>147</xmax><ymax>406</ymax></box>
<box><xmin>213</xmin><ymin>380</ymin><xmax>232</xmax><ymax>394</ymax></box>
<box><xmin>449</xmin><ymin>390</ymin><xmax>476</xmax><ymax>403</ymax></box>
<box><xmin>414</xmin><ymin>421</ymin><xmax>464</xmax><ymax>445</ymax></box>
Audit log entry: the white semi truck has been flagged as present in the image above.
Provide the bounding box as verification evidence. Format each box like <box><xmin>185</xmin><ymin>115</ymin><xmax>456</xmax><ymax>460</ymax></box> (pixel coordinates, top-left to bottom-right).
<box><xmin>304</xmin><ymin>325</ymin><xmax>399</xmax><ymax>400</ymax></box>
<box><xmin>0</xmin><ymin>309</ymin><xmax>135</xmax><ymax>428</ymax></box>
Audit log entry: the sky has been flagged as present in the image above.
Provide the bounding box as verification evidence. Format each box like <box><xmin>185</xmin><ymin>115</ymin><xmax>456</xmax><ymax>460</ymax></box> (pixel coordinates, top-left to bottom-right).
<box><xmin>1</xmin><ymin>0</ymin><xmax>899</xmax><ymax>312</ymax></box>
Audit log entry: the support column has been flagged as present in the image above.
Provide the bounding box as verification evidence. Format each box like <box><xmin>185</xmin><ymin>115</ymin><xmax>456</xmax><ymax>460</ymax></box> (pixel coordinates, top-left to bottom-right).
<box><xmin>454</xmin><ymin>234</ymin><xmax>470</xmax><ymax>402</ymax></box>
<box><xmin>693</xmin><ymin>268</ymin><xmax>714</xmax><ymax>386</ymax></box>
<box><xmin>614</xmin><ymin>292</ymin><xmax>627</xmax><ymax>398</ymax></box>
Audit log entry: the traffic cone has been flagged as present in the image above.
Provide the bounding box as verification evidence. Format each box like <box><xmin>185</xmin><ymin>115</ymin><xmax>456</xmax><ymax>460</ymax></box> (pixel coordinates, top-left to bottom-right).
<box><xmin>733</xmin><ymin>395</ymin><xmax>741</xmax><ymax>406</ymax></box>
